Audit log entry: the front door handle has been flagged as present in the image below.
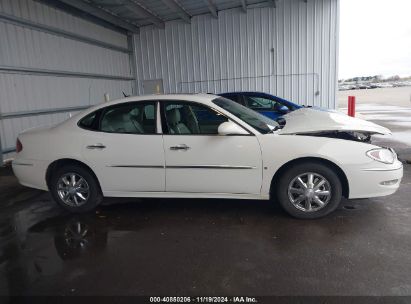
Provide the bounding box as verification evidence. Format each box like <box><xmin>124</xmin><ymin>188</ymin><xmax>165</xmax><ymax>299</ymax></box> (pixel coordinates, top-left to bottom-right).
<box><xmin>86</xmin><ymin>143</ymin><xmax>106</xmax><ymax>150</ymax></box>
<box><xmin>170</xmin><ymin>144</ymin><xmax>190</xmax><ymax>151</ymax></box>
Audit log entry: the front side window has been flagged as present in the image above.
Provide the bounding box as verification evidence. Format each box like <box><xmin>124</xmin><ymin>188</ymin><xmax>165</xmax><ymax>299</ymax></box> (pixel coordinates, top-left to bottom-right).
<box><xmin>163</xmin><ymin>102</ymin><xmax>228</xmax><ymax>135</ymax></box>
<box><xmin>244</xmin><ymin>96</ymin><xmax>289</xmax><ymax>112</ymax></box>
<box><xmin>213</xmin><ymin>97</ymin><xmax>279</xmax><ymax>134</ymax></box>
<box><xmin>99</xmin><ymin>102</ymin><xmax>156</xmax><ymax>134</ymax></box>
<box><xmin>222</xmin><ymin>94</ymin><xmax>245</xmax><ymax>106</ymax></box>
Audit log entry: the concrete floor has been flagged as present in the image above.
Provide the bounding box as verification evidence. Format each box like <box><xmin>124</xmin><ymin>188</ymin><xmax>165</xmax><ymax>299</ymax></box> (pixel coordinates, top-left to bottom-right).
<box><xmin>1</xmin><ymin>165</ymin><xmax>410</xmax><ymax>297</ymax></box>
<box><xmin>1</xmin><ymin>106</ymin><xmax>411</xmax><ymax>297</ymax></box>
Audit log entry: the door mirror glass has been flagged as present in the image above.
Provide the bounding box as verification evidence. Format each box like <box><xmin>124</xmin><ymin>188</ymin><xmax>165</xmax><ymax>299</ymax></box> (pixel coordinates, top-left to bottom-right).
<box><xmin>276</xmin><ymin>117</ymin><xmax>286</xmax><ymax>127</ymax></box>
<box><xmin>278</xmin><ymin>105</ymin><xmax>290</xmax><ymax>114</ymax></box>
<box><xmin>218</xmin><ymin>121</ymin><xmax>249</xmax><ymax>136</ymax></box>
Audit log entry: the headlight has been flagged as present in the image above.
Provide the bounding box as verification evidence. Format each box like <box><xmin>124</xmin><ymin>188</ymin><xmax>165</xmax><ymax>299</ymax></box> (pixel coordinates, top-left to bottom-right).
<box><xmin>366</xmin><ymin>148</ymin><xmax>396</xmax><ymax>164</ymax></box>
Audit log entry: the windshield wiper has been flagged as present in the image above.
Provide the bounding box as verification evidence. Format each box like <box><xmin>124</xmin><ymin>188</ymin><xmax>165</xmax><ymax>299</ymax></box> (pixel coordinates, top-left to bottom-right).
<box><xmin>267</xmin><ymin>125</ymin><xmax>282</xmax><ymax>133</ymax></box>
<box><xmin>267</xmin><ymin>117</ymin><xmax>286</xmax><ymax>134</ymax></box>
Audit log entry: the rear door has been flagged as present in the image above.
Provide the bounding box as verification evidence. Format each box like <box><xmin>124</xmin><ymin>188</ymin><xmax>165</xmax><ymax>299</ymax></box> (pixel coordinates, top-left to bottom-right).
<box><xmin>81</xmin><ymin>101</ymin><xmax>165</xmax><ymax>193</ymax></box>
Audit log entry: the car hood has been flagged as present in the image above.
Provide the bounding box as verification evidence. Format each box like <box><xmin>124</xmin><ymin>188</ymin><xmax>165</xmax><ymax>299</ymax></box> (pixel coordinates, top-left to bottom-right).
<box><xmin>277</xmin><ymin>108</ymin><xmax>391</xmax><ymax>135</ymax></box>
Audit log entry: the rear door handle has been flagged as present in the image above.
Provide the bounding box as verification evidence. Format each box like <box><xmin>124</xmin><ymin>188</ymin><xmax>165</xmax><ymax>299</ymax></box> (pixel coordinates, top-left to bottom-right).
<box><xmin>170</xmin><ymin>144</ymin><xmax>190</xmax><ymax>151</ymax></box>
<box><xmin>86</xmin><ymin>143</ymin><xmax>106</xmax><ymax>150</ymax></box>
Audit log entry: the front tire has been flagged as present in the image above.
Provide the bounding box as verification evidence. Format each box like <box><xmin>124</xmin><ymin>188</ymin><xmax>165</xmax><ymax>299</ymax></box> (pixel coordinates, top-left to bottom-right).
<box><xmin>50</xmin><ymin>165</ymin><xmax>103</xmax><ymax>213</ymax></box>
<box><xmin>275</xmin><ymin>161</ymin><xmax>342</xmax><ymax>219</ymax></box>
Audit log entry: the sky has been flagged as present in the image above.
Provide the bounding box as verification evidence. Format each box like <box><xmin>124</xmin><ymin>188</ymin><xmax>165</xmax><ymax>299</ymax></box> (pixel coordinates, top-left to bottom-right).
<box><xmin>339</xmin><ymin>0</ymin><xmax>411</xmax><ymax>79</ymax></box>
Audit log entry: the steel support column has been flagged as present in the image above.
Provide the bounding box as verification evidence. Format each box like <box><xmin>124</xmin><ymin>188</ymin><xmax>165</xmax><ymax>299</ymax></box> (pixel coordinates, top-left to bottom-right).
<box><xmin>0</xmin><ymin>131</ymin><xmax>3</xmax><ymax>164</ymax></box>
<box><xmin>127</xmin><ymin>34</ymin><xmax>139</xmax><ymax>95</ymax></box>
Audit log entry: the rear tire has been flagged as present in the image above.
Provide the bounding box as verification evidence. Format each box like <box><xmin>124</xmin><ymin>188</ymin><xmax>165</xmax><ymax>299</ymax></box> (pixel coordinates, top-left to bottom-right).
<box><xmin>50</xmin><ymin>165</ymin><xmax>103</xmax><ymax>213</ymax></box>
<box><xmin>275</xmin><ymin>161</ymin><xmax>342</xmax><ymax>219</ymax></box>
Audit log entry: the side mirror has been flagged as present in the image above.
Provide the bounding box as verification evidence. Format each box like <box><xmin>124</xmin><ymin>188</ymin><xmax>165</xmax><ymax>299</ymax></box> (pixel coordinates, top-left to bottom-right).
<box><xmin>278</xmin><ymin>105</ymin><xmax>290</xmax><ymax>114</ymax></box>
<box><xmin>276</xmin><ymin>117</ymin><xmax>286</xmax><ymax>127</ymax></box>
<box><xmin>218</xmin><ymin>121</ymin><xmax>249</xmax><ymax>136</ymax></box>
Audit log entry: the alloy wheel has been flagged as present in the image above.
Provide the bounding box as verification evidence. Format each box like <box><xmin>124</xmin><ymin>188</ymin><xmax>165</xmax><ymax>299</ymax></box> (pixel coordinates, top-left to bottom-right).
<box><xmin>287</xmin><ymin>172</ymin><xmax>332</xmax><ymax>212</ymax></box>
<box><xmin>57</xmin><ymin>173</ymin><xmax>90</xmax><ymax>207</ymax></box>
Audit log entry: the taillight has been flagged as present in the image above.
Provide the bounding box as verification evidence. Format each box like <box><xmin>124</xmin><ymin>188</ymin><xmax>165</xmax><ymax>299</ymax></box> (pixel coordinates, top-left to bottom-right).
<box><xmin>16</xmin><ymin>138</ymin><xmax>23</xmax><ymax>153</ymax></box>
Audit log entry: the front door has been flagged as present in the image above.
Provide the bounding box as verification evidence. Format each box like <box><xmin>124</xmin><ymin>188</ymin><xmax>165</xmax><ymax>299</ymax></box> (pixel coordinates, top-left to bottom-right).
<box><xmin>81</xmin><ymin>101</ymin><xmax>165</xmax><ymax>193</ymax></box>
<box><xmin>161</xmin><ymin>101</ymin><xmax>262</xmax><ymax>194</ymax></box>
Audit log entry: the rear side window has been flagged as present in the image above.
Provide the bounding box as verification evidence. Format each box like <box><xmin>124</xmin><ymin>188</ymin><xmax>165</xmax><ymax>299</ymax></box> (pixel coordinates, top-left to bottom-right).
<box><xmin>100</xmin><ymin>102</ymin><xmax>156</xmax><ymax>134</ymax></box>
<box><xmin>78</xmin><ymin>112</ymin><xmax>98</xmax><ymax>130</ymax></box>
<box><xmin>144</xmin><ymin>105</ymin><xmax>155</xmax><ymax>119</ymax></box>
<box><xmin>78</xmin><ymin>102</ymin><xmax>157</xmax><ymax>134</ymax></box>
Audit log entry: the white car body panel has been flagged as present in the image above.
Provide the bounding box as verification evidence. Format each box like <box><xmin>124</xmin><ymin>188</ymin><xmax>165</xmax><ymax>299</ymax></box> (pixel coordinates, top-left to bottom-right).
<box><xmin>258</xmin><ymin>134</ymin><xmax>402</xmax><ymax>198</ymax></box>
<box><xmin>163</xmin><ymin>135</ymin><xmax>262</xmax><ymax>194</ymax></box>
<box><xmin>12</xmin><ymin>94</ymin><xmax>403</xmax><ymax>202</ymax></box>
<box><xmin>81</xmin><ymin>131</ymin><xmax>165</xmax><ymax>192</ymax></box>
<box><xmin>279</xmin><ymin>108</ymin><xmax>391</xmax><ymax>135</ymax></box>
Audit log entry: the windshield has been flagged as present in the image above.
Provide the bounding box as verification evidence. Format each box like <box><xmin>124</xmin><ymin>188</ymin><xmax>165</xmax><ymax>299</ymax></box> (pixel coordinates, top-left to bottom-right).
<box><xmin>213</xmin><ymin>97</ymin><xmax>279</xmax><ymax>134</ymax></box>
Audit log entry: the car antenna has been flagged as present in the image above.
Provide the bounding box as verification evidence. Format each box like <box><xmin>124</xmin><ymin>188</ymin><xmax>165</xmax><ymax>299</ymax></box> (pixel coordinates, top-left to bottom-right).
<box><xmin>122</xmin><ymin>91</ymin><xmax>130</xmax><ymax>97</ymax></box>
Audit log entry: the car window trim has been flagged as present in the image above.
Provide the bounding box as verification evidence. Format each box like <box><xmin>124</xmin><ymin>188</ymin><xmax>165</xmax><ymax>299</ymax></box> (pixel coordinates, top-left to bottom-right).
<box><xmin>77</xmin><ymin>99</ymin><xmax>256</xmax><ymax>136</ymax></box>
<box><xmin>156</xmin><ymin>101</ymin><xmax>162</xmax><ymax>134</ymax></box>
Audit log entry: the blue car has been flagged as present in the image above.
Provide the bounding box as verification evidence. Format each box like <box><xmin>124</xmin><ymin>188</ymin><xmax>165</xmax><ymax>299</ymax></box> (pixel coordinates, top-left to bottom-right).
<box><xmin>218</xmin><ymin>92</ymin><xmax>302</xmax><ymax>120</ymax></box>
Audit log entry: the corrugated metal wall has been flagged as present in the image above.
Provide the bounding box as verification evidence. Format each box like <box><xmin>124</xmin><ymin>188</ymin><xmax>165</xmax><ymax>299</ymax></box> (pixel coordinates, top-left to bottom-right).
<box><xmin>0</xmin><ymin>0</ymin><xmax>133</xmax><ymax>160</ymax></box>
<box><xmin>0</xmin><ymin>0</ymin><xmax>340</xmax><ymax>161</ymax></box>
<box><xmin>133</xmin><ymin>0</ymin><xmax>339</xmax><ymax>108</ymax></box>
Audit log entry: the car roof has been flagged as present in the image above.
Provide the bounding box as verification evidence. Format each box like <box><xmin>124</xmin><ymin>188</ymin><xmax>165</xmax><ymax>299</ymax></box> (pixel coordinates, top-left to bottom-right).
<box><xmin>60</xmin><ymin>93</ymin><xmax>223</xmax><ymax>128</ymax></box>
<box><xmin>219</xmin><ymin>91</ymin><xmax>281</xmax><ymax>98</ymax></box>
<box><xmin>87</xmin><ymin>93</ymin><xmax>219</xmax><ymax>111</ymax></box>
<box><xmin>109</xmin><ymin>93</ymin><xmax>216</xmax><ymax>104</ymax></box>
<box><xmin>219</xmin><ymin>91</ymin><xmax>270</xmax><ymax>95</ymax></box>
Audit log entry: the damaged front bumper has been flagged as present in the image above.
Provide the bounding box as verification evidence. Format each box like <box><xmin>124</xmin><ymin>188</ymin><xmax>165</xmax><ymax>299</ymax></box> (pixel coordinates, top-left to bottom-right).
<box><xmin>347</xmin><ymin>160</ymin><xmax>403</xmax><ymax>199</ymax></box>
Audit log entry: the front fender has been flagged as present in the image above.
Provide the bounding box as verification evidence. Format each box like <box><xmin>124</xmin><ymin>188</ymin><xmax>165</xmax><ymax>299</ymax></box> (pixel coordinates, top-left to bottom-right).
<box><xmin>258</xmin><ymin>134</ymin><xmax>380</xmax><ymax>196</ymax></box>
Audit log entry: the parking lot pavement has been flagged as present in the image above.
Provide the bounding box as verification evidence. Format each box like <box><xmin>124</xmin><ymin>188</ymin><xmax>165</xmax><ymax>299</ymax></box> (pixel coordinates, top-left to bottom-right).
<box><xmin>338</xmin><ymin>87</ymin><xmax>411</xmax><ymax>108</ymax></box>
<box><xmin>0</xmin><ymin>160</ymin><xmax>410</xmax><ymax>296</ymax></box>
<box><xmin>340</xmin><ymin>103</ymin><xmax>411</xmax><ymax>162</ymax></box>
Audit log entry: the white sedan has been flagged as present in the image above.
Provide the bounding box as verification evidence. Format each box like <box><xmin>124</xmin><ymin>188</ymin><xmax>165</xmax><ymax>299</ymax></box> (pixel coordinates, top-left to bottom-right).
<box><xmin>12</xmin><ymin>94</ymin><xmax>403</xmax><ymax>218</ymax></box>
